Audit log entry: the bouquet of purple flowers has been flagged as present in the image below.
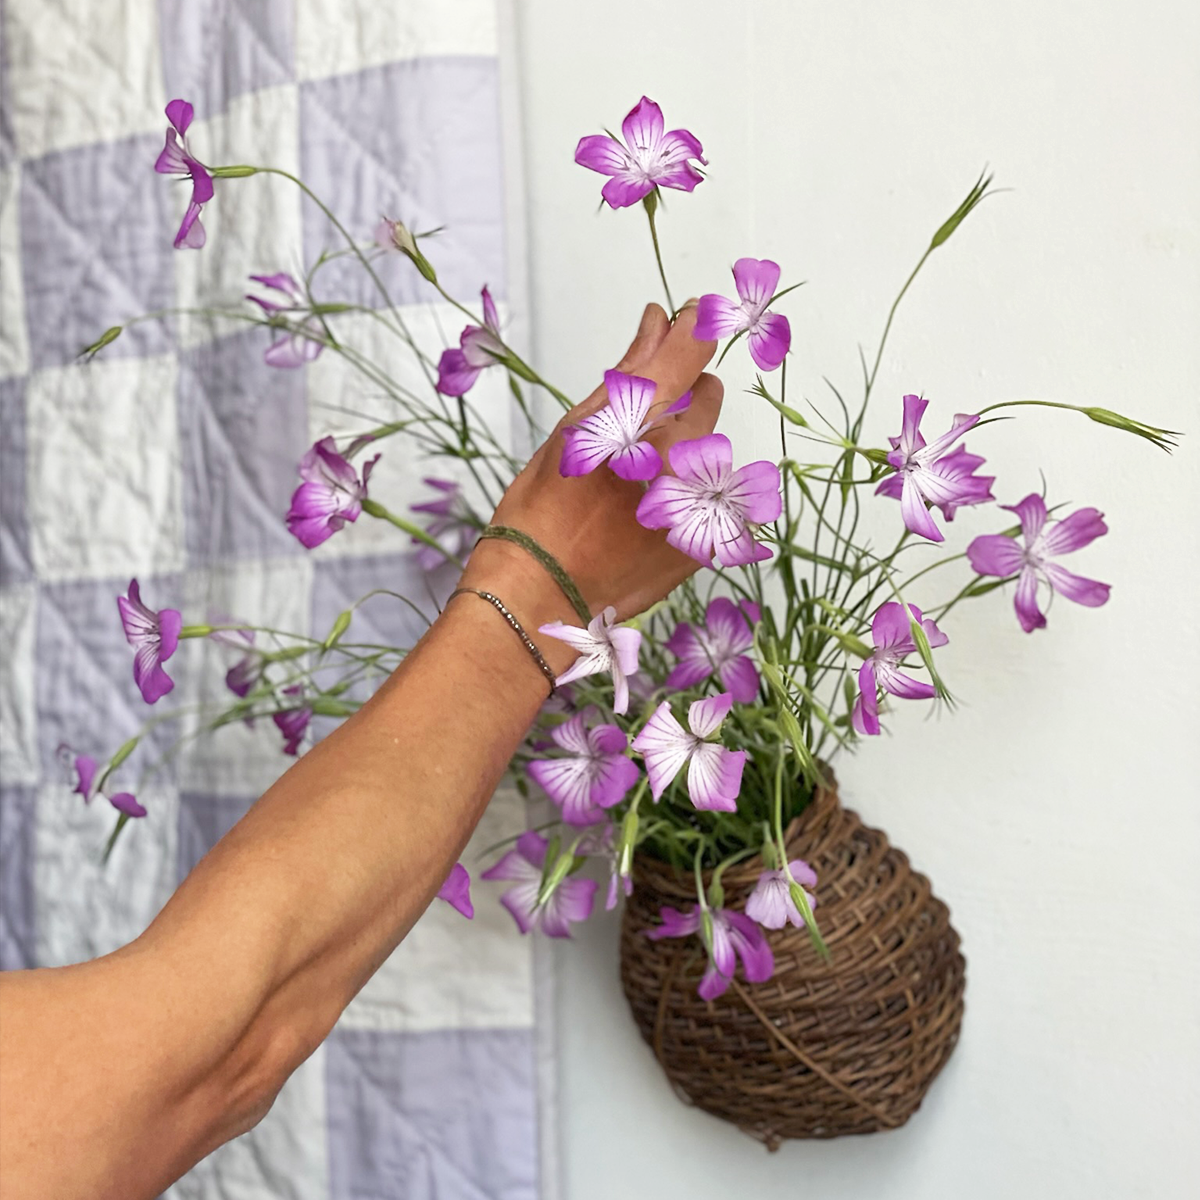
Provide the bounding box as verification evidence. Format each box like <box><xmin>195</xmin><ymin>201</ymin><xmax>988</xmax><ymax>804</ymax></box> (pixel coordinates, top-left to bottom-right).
<box><xmin>73</xmin><ymin>95</ymin><xmax>1177</xmax><ymax>1001</ymax></box>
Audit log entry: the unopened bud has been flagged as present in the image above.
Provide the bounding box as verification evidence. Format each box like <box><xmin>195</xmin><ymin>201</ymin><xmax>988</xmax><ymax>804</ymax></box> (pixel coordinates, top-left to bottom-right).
<box><xmin>80</xmin><ymin>326</ymin><xmax>122</xmax><ymax>360</ymax></box>
<box><xmin>310</xmin><ymin>697</ymin><xmax>357</xmax><ymax>717</ymax></box>
<box><xmin>108</xmin><ymin>736</ymin><xmax>140</xmax><ymax>772</ymax></box>
<box><xmin>375</xmin><ymin>217</ymin><xmax>438</xmax><ymax>284</ymax></box>
<box><xmin>1082</xmin><ymin>406</ymin><xmax>1179</xmax><ymax>452</ymax></box>
<box><xmin>323</xmin><ymin>608</ymin><xmax>353</xmax><ymax>650</ymax></box>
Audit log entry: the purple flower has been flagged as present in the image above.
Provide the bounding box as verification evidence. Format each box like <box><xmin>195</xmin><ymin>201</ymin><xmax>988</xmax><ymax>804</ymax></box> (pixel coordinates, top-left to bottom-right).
<box><xmin>153</xmin><ymin>99</ymin><xmax>214</xmax><ymax>250</ymax></box>
<box><xmin>482</xmin><ymin>831</ymin><xmax>598</xmax><ymax>937</ymax></box>
<box><xmin>632</xmin><ymin>693</ymin><xmax>747</xmax><ymax>812</ymax></box>
<box><xmin>117</xmin><ymin>580</ymin><xmax>182</xmax><ymax>705</ymax></box>
<box><xmin>636</xmin><ymin>434</ymin><xmax>781</xmax><ymax>568</ymax></box>
<box><xmin>539</xmin><ymin>607</ymin><xmax>642</xmax><ymax>716</ymax></box>
<box><xmin>852</xmin><ymin>603</ymin><xmax>948</xmax><ymax>736</ymax></box>
<box><xmin>693</xmin><ymin>258</ymin><xmax>791</xmax><ymax>372</ymax></box>
<box><xmin>246</xmin><ymin>273</ymin><xmax>325</xmax><ymax>369</ymax></box>
<box><xmin>575</xmin><ymin>96</ymin><xmax>707</xmax><ymax>210</ymax></box>
<box><xmin>208</xmin><ymin>625</ymin><xmax>260</xmax><ymax>699</ymax></box>
<box><xmin>967</xmin><ymin>494</ymin><xmax>1111</xmax><ymax>633</ymax></box>
<box><xmin>527</xmin><ymin>713</ymin><xmax>640</xmax><ymax>826</ymax></box>
<box><xmin>875</xmin><ymin>395</ymin><xmax>995</xmax><ymax>542</ymax></box>
<box><xmin>646</xmin><ymin>904</ymin><xmax>774</xmax><ymax>1000</ymax></box>
<box><xmin>273</xmin><ymin>686</ymin><xmax>312</xmax><ymax>756</ymax></box>
<box><xmin>58</xmin><ymin>745</ymin><xmax>146</xmax><ymax>817</ymax></box>
<box><xmin>285</xmin><ymin>436</ymin><xmax>380</xmax><ymax>549</ymax></box>
<box><xmin>666</xmin><ymin>597</ymin><xmax>762</xmax><ymax>702</ymax></box>
<box><xmin>436</xmin><ymin>286</ymin><xmax>505</xmax><ymax>396</ymax></box>
<box><xmin>410</xmin><ymin>478</ymin><xmax>476</xmax><ymax>571</ymax></box>
<box><xmin>745</xmin><ymin>860</ymin><xmax>818</xmax><ymax>930</ymax></box>
<box><xmin>436</xmin><ymin>863</ymin><xmax>474</xmax><ymax>919</ymax></box>
<box><xmin>560</xmin><ymin>370</ymin><xmax>692</xmax><ymax>481</ymax></box>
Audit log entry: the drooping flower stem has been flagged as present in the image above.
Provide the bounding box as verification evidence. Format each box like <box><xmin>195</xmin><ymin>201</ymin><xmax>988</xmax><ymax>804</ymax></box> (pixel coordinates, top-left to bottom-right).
<box><xmin>360</xmin><ymin>498</ymin><xmax>466</xmax><ymax>569</ymax></box>
<box><xmin>642</xmin><ymin>191</ymin><xmax>676</xmax><ymax>314</ymax></box>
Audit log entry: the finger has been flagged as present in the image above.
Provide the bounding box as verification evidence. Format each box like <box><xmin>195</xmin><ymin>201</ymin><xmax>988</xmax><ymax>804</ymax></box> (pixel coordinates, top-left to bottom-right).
<box><xmin>647</xmin><ymin>371</ymin><xmax>724</xmax><ymax>461</ymax></box>
<box><xmin>557</xmin><ymin>303</ymin><xmax>672</xmax><ymax>428</ymax></box>
<box><xmin>637</xmin><ymin>300</ymin><xmax>718</xmax><ymax>417</ymax></box>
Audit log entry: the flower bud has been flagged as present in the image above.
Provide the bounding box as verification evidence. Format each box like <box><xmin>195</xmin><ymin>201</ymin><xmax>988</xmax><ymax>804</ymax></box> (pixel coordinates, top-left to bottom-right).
<box><xmin>929</xmin><ymin>170</ymin><xmax>994</xmax><ymax>250</ymax></box>
<box><xmin>108</xmin><ymin>736</ymin><xmax>140</xmax><ymax>772</ymax></box>
<box><xmin>310</xmin><ymin>697</ymin><xmax>357</xmax><ymax>717</ymax></box>
<box><xmin>375</xmin><ymin>217</ymin><xmax>438</xmax><ymax>284</ymax></box>
<box><xmin>323</xmin><ymin>608</ymin><xmax>353</xmax><ymax>650</ymax></box>
<box><xmin>1082</xmin><ymin>406</ymin><xmax>1180</xmax><ymax>452</ymax></box>
<box><xmin>80</xmin><ymin>326</ymin><xmax>122</xmax><ymax>360</ymax></box>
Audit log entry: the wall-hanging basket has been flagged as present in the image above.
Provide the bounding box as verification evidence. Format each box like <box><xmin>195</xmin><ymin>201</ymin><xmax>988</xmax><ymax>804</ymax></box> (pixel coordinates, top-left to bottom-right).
<box><xmin>619</xmin><ymin>770</ymin><xmax>966</xmax><ymax>1147</ymax></box>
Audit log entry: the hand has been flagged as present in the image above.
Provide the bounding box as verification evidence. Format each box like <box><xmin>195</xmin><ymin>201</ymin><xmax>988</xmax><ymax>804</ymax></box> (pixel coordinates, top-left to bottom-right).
<box><xmin>458</xmin><ymin>301</ymin><xmax>723</xmax><ymax>658</ymax></box>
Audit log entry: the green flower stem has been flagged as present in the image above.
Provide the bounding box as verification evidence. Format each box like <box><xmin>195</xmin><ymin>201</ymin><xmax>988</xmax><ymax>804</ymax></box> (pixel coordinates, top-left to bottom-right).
<box><xmin>643</xmin><ymin>192</ymin><xmax>675</xmax><ymax>314</ymax></box>
<box><xmin>360</xmin><ymin>498</ymin><xmax>465</xmax><ymax>569</ymax></box>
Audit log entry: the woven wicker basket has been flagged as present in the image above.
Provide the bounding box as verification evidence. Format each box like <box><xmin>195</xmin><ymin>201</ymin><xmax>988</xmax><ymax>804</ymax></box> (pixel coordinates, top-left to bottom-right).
<box><xmin>619</xmin><ymin>769</ymin><xmax>965</xmax><ymax>1146</ymax></box>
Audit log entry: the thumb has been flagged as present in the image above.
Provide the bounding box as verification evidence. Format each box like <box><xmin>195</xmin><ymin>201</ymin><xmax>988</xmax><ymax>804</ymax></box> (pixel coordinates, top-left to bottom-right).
<box><xmin>615</xmin><ymin>303</ymin><xmax>671</xmax><ymax>373</ymax></box>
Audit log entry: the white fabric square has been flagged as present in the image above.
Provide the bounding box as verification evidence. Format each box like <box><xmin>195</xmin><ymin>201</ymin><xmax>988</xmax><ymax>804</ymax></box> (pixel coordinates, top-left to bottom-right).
<box><xmin>0</xmin><ymin>582</ymin><xmax>38</xmax><ymax>787</ymax></box>
<box><xmin>164</xmin><ymin>1044</ymin><xmax>329</xmax><ymax>1200</ymax></box>
<box><xmin>175</xmin><ymin>556</ymin><xmax>316</xmax><ymax>797</ymax></box>
<box><xmin>33</xmin><ymin>781</ymin><xmax>179</xmax><ymax>965</ymax></box>
<box><xmin>3</xmin><ymin>0</ymin><xmax>165</xmax><ymax>160</ymax></box>
<box><xmin>173</xmin><ymin>84</ymin><xmax>304</xmax><ymax>349</ymax></box>
<box><xmin>337</xmin><ymin>786</ymin><xmax>535</xmax><ymax>1033</ymax></box>
<box><xmin>26</xmin><ymin>354</ymin><xmax>184</xmax><ymax>582</ymax></box>
<box><xmin>295</xmin><ymin>0</ymin><xmax>497</xmax><ymax>83</ymax></box>
<box><xmin>303</xmin><ymin>302</ymin><xmax>513</xmax><ymax>560</ymax></box>
<box><xmin>0</xmin><ymin>167</ymin><xmax>30</xmax><ymax>381</ymax></box>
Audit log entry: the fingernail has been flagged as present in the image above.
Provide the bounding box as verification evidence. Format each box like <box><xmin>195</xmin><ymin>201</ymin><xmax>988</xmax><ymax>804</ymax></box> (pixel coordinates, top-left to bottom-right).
<box><xmin>681</xmin><ymin>296</ymin><xmax>700</xmax><ymax>310</ymax></box>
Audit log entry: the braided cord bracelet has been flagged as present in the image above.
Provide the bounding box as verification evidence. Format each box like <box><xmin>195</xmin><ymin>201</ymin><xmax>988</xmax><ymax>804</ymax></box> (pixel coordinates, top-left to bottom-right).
<box><xmin>447</xmin><ymin>587</ymin><xmax>559</xmax><ymax>698</ymax></box>
<box><xmin>478</xmin><ymin>525</ymin><xmax>591</xmax><ymax>625</ymax></box>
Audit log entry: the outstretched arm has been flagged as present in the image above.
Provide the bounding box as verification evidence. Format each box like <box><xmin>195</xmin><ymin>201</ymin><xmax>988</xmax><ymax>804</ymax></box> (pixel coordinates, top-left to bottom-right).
<box><xmin>0</xmin><ymin>302</ymin><xmax>721</xmax><ymax>1200</ymax></box>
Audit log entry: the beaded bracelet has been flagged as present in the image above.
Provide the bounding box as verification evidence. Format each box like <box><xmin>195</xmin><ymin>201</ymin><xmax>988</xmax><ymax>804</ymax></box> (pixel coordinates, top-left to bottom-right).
<box><xmin>448</xmin><ymin>587</ymin><xmax>558</xmax><ymax>698</ymax></box>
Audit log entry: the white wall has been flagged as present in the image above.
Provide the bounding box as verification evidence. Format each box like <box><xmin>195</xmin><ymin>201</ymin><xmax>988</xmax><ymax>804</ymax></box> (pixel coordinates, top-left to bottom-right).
<box><xmin>513</xmin><ymin>2</ymin><xmax>1200</xmax><ymax>1197</ymax></box>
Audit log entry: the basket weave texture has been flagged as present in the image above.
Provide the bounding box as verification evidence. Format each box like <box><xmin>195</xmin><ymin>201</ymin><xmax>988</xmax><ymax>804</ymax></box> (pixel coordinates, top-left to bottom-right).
<box><xmin>619</xmin><ymin>770</ymin><xmax>966</xmax><ymax>1146</ymax></box>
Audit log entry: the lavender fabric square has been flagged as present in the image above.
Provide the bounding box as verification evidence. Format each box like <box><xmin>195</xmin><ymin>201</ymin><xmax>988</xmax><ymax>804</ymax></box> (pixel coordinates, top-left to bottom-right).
<box><xmin>35</xmin><ymin>575</ymin><xmax>181</xmax><ymax>778</ymax></box>
<box><xmin>177</xmin><ymin>790</ymin><xmax>253</xmax><ymax>879</ymax></box>
<box><xmin>0</xmin><ymin>377</ymin><xmax>31</xmax><ymax>585</ymax></box>
<box><xmin>19</xmin><ymin>134</ymin><xmax>176</xmax><ymax>370</ymax></box>
<box><xmin>0</xmin><ymin>785</ymin><xmax>38</xmax><ymax>969</ymax></box>
<box><xmin>159</xmin><ymin>0</ymin><xmax>295</xmax><ymax>117</ymax></box>
<box><xmin>326</xmin><ymin>1027</ymin><xmax>539</xmax><ymax>1200</ymax></box>
<box><xmin>178</xmin><ymin>328</ymin><xmax>308</xmax><ymax>563</ymax></box>
<box><xmin>299</xmin><ymin>58</ymin><xmax>507</xmax><ymax>309</ymax></box>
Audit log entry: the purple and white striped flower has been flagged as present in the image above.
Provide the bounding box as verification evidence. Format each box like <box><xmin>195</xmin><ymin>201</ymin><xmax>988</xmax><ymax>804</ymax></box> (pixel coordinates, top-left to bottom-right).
<box><xmin>632</xmin><ymin>693</ymin><xmax>747</xmax><ymax>812</ymax></box>
<box><xmin>666</xmin><ymin>597</ymin><xmax>762</xmax><ymax>702</ymax></box>
<box><xmin>410</xmin><ymin>478</ymin><xmax>477</xmax><ymax>571</ymax></box>
<box><xmin>437</xmin><ymin>286</ymin><xmax>505</xmax><ymax>396</ymax></box>
<box><xmin>436</xmin><ymin>863</ymin><xmax>474</xmax><ymax>919</ymax></box>
<box><xmin>693</xmin><ymin>258</ymin><xmax>791</xmax><ymax>372</ymax></box>
<box><xmin>482</xmin><ymin>831</ymin><xmax>598</xmax><ymax>937</ymax></box>
<box><xmin>154</xmin><ymin>99</ymin><xmax>214</xmax><ymax>250</ymax></box>
<box><xmin>539</xmin><ymin>607</ymin><xmax>642</xmax><ymax>716</ymax></box>
<box><xmin>246</xmin><ymin>272</ymin><xmax>325</xmax><ymax>369</ymax></box>
<box><xmin>875</xmin><ymin>394</ymin><xmax>995</xmax><ymax>542</ymax></box>
<box><xmin>527</xmin><ymin>713</ymin><xmax>640</xmax><ymax>826</ymax></box>
<box><xmin>118</xmin><ymin>580</ymin><xmax>182</xmax><ymax>705</ymax></box>
<box><xmin>852</xmin><ymin>603</ymin><xmax>948</xmax><ymax>736</ymax></box>
<box><xmin>575</xmin><ymin>96</ymin><xmax>707</xmax><ymax>210</ymax></box>
<box><xmin>646</xmin><ymin>904</ymin><xmax>774</xmax><ymax>1000</ymax></box>
<box><xmin>560</xmin><ymin>370</ymin><xmax>691</xmax><ymax>481</ymax></box>
<box><xmin>636</xmin><ymin>434</ymin><xmax>782</xmax><ymax>568</ymax></box>
<box><xmin>745</xmin><ymin>860</ymin><xmax>818</xmax><ymax>930</ymax></box>
<box><xmin>967</xmin><ymin>494</ymin><xmax>1110</xmax><ymax>633</ymax></box>
<box><xmin>285</xmin><ymin>436</ymin><xmax>379</xmax><ymax>549</ymax></box>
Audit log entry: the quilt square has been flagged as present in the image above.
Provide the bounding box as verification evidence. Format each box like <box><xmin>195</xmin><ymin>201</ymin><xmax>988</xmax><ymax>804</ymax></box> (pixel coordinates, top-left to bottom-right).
<box><xmin>0</xmin><ymin>582</ymin><xmax>38</xmax><ymax>787</ymax></box>
<box><xmin>0</xmin><ymin>785</ymin><xmax>38</xmax><ymax>970</ymax></box>
<box><xmin>176</xmin><ymin>789</ymin><xmax>254</xmax><ymax>880</ymax></box>
<box><xmin>295</xmin><ymin>0</ymin><xmax>497</xmax><ymax>83</ymax></box>
<box><xmin>33</xmin><ymin>780</ymin><xmax>178</xmax><ymax>965</ymax></box>
<box><xmin>0</xmin><ymin>376</ymin><xmax>31</xmax><ymax>584</ymax></box>
<box><xmin>159</xmin><ymin>0</ymin><xmax>295</xmax><ymax>118</ymax></box>
<box><xmin>34</xmin><ymin>574</ymin><xmax>184</xmax><ymax>782</ymax></box>
<box><xmin>26</xmin><ymin>353</ymin><xmax>184</xmax><ymax>582</ymax></box>
<box><xmin>298</xmin><ymin>57</ymin><xmax>506</xmax><ymax>309</ymax></box>
<box><xmin>0</xmin><ymin>166</ymin><xmax>29</xmax><ymax>379</ymax></box>
<box><xmin>326</xmin><ymin>1027</ymin><xmax>538</xmax><ymax>1200</ymax></box>
<box><xmin>178</xmin><ymin>328</ymin><xmax>308</xmax><ymax>564</ymax></box>
<box><xmin>19</xmin><ymin>134</ymin><xmax>176</xmax><ymax>370</ymax></box>
<box><xmin>3</xmin><ymin>0</ymin><xmax>165</xmax><ymax>160</ymax></box>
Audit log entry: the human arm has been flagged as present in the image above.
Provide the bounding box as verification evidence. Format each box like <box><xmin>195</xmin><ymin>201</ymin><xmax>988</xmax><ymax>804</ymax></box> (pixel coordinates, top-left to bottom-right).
<box><xmin>0</xmin><ymin>302</ymin><xmax>721</xmax><ymax>1199</ymax></box>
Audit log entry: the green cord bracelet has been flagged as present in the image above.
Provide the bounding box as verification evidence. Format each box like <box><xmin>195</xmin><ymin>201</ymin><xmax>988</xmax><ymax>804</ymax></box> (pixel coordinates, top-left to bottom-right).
<box><xmin>479</xmin><ymin>525</ymin><xmax>591</xmax><ymax>625</ymax></box>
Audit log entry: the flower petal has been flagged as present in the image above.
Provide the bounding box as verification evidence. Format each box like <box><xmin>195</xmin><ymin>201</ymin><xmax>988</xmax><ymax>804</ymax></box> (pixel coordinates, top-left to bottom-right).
<box><xmin>174</xmin><ymin>201</ymin><xmax>206</xmax><ymax>250</ymax></box>
<box><xmin>574</xmin><ymin>134</ymin><xmax>629</xmax><ymax>177</ymax></box>
<box><xmin>747</xmin><ymin>312</ymin><xmax>791</xmax><ymax>372</ymax></box>
<box><xmin>732</xmin><ymin>257</ymin><xmax>781</xmax><ymax>308</ymax></box>
<box><xmin>1041</xmin><ymin>507</ymin><xmax>1108</xmax><ymax>557</ymax></box>
<box><xmin>621</xmin><ymin>96</ymin><xmax>665</xmax><ymax>153</ymax></box>
<box><xmin>436</xmin><ymin>863</ymin><xmax>474</xmax><ymax>918</ymax></box>
<box><xmin>687</xmin><ymin>692</ymin><xmax>733</xmax><ymax>738</ymax></box>
<box><xmin>609</xmin><ymin>440</ymin><xmax>662</xmax><ymax>481</ymax></box>
<box><xmin>686</xmin><ymin>744</ymin><xmax>745</xmax><ymax>812</ymax></box>
<box><xmin>165</xmin><ymin>98</ymin><xmax>194</xmax><ymax>136</ymax></box>
<box><xmin>1043</xmin><ymin>563</ymin><xmax>1111</xmax><ymax>608</ymax></box>
<box><xmin>693</xmin><ymin>294</ymin><xmax>746</xmax><ymax>341</ymax></box>
<box><xmin>667</xmin><ymin>434</ymin><xmax>732</xmax><ymax>488</ymax></box>
<box><xmin>852</xmin><ymin>660</ymin><xmax>880</xmax><ymax>736</ymax></box>
<box><xmin>1013</xmin><ymin>566</ymin><xmax>1047</xmax><ymax>632</ymax></box>
<box><xmin>724</xmin><ymin>459</ymin><xmax>783</xmax><ymax>524</ymax></box>
<box><xmin>1004</xmin><ymin>493</ymin><xmax>1048</xmax><ymax>544</ymax></box>
<box><xmin>601</xmin><ymin>174</ymin><xmax>653</xmax><ymax>209</ymax></box>
<box><xmin>435</xmin><ymin>347</ymin><xmax>482</xmax><ymax>396</ymax></box>
<box><xmin>899</xmin><ymin>475</ymin><xmax>944</xmax><ymax>542</ymax></box>
<box><xmin>631</xmin><ymin>702</ymin><xmax>693</xmax><ymax>801</ymax></box>
<box><xmin>718</xmin><ymin>655</ymin><xmax>760</xmax><ymax>704</ymax></box>
<box><xmin>967</xmin><ymin>533</ymin><xmax>1024</xmax><ymax>578</ymax></box>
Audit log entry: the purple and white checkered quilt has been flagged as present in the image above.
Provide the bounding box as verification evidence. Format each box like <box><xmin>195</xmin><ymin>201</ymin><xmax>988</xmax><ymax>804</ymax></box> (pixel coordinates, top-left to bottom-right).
<box><xmin>0</xmin><ymin>2</ymin><xmax>556</xmax><ymax>1196</ymax></box>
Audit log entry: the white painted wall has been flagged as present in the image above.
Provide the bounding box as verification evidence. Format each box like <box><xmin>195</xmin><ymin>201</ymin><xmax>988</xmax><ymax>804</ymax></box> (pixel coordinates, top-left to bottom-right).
<box><xmin>512</xmin><ymin>2</ymin><xmax>1200</xmax><ymax>1197</ymax></box>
